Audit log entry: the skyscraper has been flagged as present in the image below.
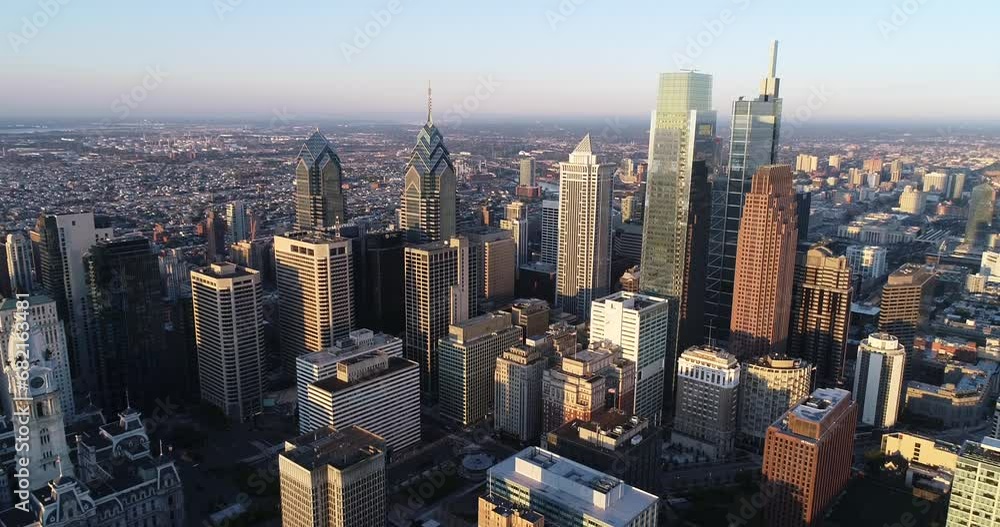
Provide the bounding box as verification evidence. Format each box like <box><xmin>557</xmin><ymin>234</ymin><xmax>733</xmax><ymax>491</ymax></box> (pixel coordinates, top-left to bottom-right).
<box><xmin>946</xmin><ymin>437</ymin><xmax>1000</xmax><ymax>527</ymax></box>
<box><xmin>350</xmin><ymin>230</ymin><xmax>405</xmax><ymax>336</ymax></box>
<box><xmin>706</xmin><ymin>41</ymin><xmax>783</xmax><ymax>342</ymax></box>
<box><xmin>789</xmin><ymin>246</ymin><xmax>852</xmax><ymax>387</ymax></box>
<box><xmin>86</xmin><ymin>235</ymin><xmax>168</xmax><ymax>412</ymax></box>
<box><xmin>966</xmin><ymin>182</ymin><xmax>996</xmax><ymax>246</ymax></box>
<box><xmin>469</xmin><ymin>228</ymin><xmax>516</xmax><ymax>307</ymax></box>
<box><xmin>853</xmin><ymin>332</ymin><xmax>906</xmax><ymax>429</ymax></box>
<box><xmin>673</xmin><ymin>345</ymin><xmax>740</xmax><ymax>459</ymax></box>
<box><xmin>541</xmin><ymin>199</ymin><xmax>559</xmax><ymax>266</ymax></box>
<box><xmin>400</xmin><ymin>87</ymin><xmax>456</xmax><ymax>243</ymax></box>
<box><xmin>589</xmin><ymin>291</ymin><xmax>670</xmax><ymax>423</ymax></box>
<box><xmin>845</xmin><ymin>245</ymin><xmax>887</xmax><ymax>282</ymax></box>
<box><xmin>500</xmin><ymin>201</ymin><xmax>529</xmax><ymax>274</ymax></box>
<box><xmin>729</xmin><ymin>165</ymin><xmax>798</xmax><ymax>359</ymax></box>
<box><xmin>762</xmin><ymin>388</ymin><xmax>856</xmax><ymax>527</ymax></box>
<box><xmin>205</xmin><ymin>209</ymin><xmax>227</xmax><ymax>262</ymax></box>
<box><xmin>274</xmin><ymin>232</ymin><xmax>356</xmax><ymax>374</ymax></box>
<box><xmin>294</xmin><ymin>131</ymin><xmax>346</xmax><ymax>230</ymax></box>
<box><xmin>190</xmin><ymin>262</ymin><xmax>265</xmax><ymax>421</ymax></box>
<box><xmin>542</xmin><ymin>341</ymin><xmax>635</xmax><ymax>432</ymax></box>
<box><xmin>5</xmin><ymin>232</ymin><xmax>34</xmax><ymax>294</ymax></box>
<box><xmin>738</xmin><ymin>355</ymin><xmax>814</xmax><ymax>451</ymax></box>
<box><xmin>225</xmin><ymin>200</ymin><xmax>251</xmax><ymax>242</ymax></box>
<box><xmin>879</xmin><ymin>264</ymin><xmax>935</xmax><ymax>379</ymax></box>
<box><xmin>279</xmin><ymin>425</ymin><xmax>386</xmax><ymax>527</ymax></box>
<box><xmin>555</xmin><ymin>134</ymin><xmax>613</xmax><ymax>319</ymax></box>
<box><xmin>519</xmin><ymin>157</ymin><xmax>537</xmax><ymax>187</ymax></box>
<box><xmin>494</xmin><ymin>345</ymin><xmax>546</xmax><ymax>442</ymax></box>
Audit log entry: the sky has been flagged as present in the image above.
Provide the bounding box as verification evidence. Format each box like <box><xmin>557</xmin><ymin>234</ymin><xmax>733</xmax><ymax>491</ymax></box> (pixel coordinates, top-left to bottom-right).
<box><xmin>2</xmin><ymin>0</ymin><xmax>999</xmax><ymax>124</ymax></box>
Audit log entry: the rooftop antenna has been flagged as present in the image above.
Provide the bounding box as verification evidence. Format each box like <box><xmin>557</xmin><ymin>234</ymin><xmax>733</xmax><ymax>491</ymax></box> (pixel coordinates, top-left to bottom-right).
<box><xmin>427</xmin><ymin>81</ymin><xmax>433</xmax><ymax>125</ymax></box>
<box><xmin>767</xmin><ymin>40</ymin><xmax>779</xmax><ymax>78</ymax></box>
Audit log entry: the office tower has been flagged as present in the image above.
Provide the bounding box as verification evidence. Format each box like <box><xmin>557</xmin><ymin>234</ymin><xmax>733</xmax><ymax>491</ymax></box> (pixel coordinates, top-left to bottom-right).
<box><xmin>879</xmin><ymin>264</ymin><xmax>935</xmax><ymax>378</ymax></box>
<box><xmin>0</xmin><ymin>241</ymin><xmax>9</xmax><ymax>298</ymax></box>
<box><xmin>510</xmin><ymin>298</ymin><xmax>550</xmax><ymax>338</ymax></box>
<box><xmin>301</xmin><ymin>350</ymin><xmax>420</xmax><ymax>451</ymax></box>
<box><xmin>471</xmin><ymin>229</ymin><xmax>516</xmax><ymax>306</ymax></box>
<box><xmin>275</xmin><ymin>232</ymin><xmax>356</xmax><ymax>374</ymax></box>
<box><xmin>555</xmin><ymin>134</ymin><xmax>613</xmax><ymax>319</ymax></box>
<box><xmin>349</xmin><ymin>230</ymin><xmax>405</xmax><ymax>335</ymax></box>
<box><xmin>279</xmin><ymin>425</ymin><xmax>386</xmax><ymax>527</ymax></box>
<box><xmin>32</xmin><ymin>212</ymin><xmax>112</xmax><ymax>396</ymax></box>
<box><xmin>948</xmin><ymin>172</ymin><xmax>967</xmax><ymax>199</ymax></box>
<box><xmin>853</xmin><ymin>332</ymin><xmax>906</xmax><ymax>429</ymax></box>
<box><xmin>890</xmin><ymin>159</ymin><xmax>905</xmax><ymax>182</ymax></box>
<box><xmin>848</xmin><ymin>168</ymin><xmax>865</xmax><ymax>187</ymax></box>
<box><xmin>479</xmin><ymin>495</ymin><xmax>545</xmax><ymax>527</ymax></box>
<box><xmin>590</xmin><ymin>291</ymin><xmax>669</xmax><ymax>423</ymax></box>
<box><xmin>294</xmin><ymin>130</ymin><xmax>345</xmax><ymax>230</ymax></box>
<box><xmin>0</xmin><ymin>295</ymin><xmax>76</xmax><ymax>422</ymax></box>
<box><xmin>619</xmin><ymin>266</ymin><xmax>640</xmax><ymax>293</ymax></box>
<box><xmin>439</xmin><ymin>311</ymin><xmax>523</xmax><ymax>425</ymax></box>
<box><xmin>541</xmin><ymin>200</ymin><xmax>559</xmax><ymax>266</ymax></box>
<box><xmin>5</xmin><ymin>232</ymin><xmax>34</xmax><ymax>294</ymax></box>
<box><xmin>673</xmin><ymin>345</ymin><xmax>740</xmax><ymax>459</ymax></box>
<box><xmin>639</xmin><ymin>72</ymin><xmax>716</xmax><ymax>409</ymax></box>
<box><xmin>401</xmin><ymin>88</ymin><xmax>456</xmax><ymax>243</ymax></box>
<box><xmin>828</xmin><ymin>155</ymin><xmax>842</xmax><ymax>170</ymax></box>
<box><xmin>621</xmin><ymin>194</ymin><xmax>638</xmax><ymax>223</ymax></box>
<box><xmin>488</xmin><ymin>447</ymin><xmax>659</xmax><ymax>527</ymax></box>
<box><xmin>495</xmin><ymin>345</ymin><xmax>546</xmax><ymax>442</ymax></box>
<box><xmin>520</xmin><ymin>157</ymin><xmax>537</xmax><ymax>187</ymax></box>
<box><xmin>738</xmin><ymin>355</ymin><xmax>814</xmax><ymax>451</ymax></box>
<box><xmin>545</xmin><ymin>411</ymin><xmax>663</xmax><ymax>493</ymax></box>
<box><xmin>864</xmin><ymin>157</ymin><xmax>884</xmax><ymax>175</ymax></box>
<box><xmin>966</xmin><ymin>182</ymin><xmax>997</xmax><ymax>246</ymax></box>
<box><xmin>706</xmin><ymin>41</ymin><xmax>783</xmax><ymax>342</ymax></box>
<box><xmin>947</xmin><ymin>437</ymin><xmax>1000</xmax><ymax>527</ymax></box>
<box><xmin>190</xmin><ymin>262</ymin><xmax>265</xmax><ymax>421</ymax></box>
<box><xmin>159</xmin><ymin>247</ymin><xmax>193</xmax><ymax>302</ymax></box>
<box><xmin>898</xmin><ymin>185</ymin><xmax>925</xmax><ymax>214</ymax></box>
<box><xmin>922</xmin><ymin>171</ymin><xmax>949</xmax><ymax>193</ymax></box>
<box><xmin>230</xmin><ymin>237</ymin><xmax>273</xmax><ymax>279</ymax></box>
<box><xmin>762</xmin><ymin>388</ymin><xmax>856</xmax><ymax>527</ymax></box>
<box><xmin>225</xmin><ymin>200</ymin><xmax>251</xmax><ymax>242</ymax></box>
<box><xmin>795</xmin><ymin>191</ymin><xmax>811</xmax><ymax>242</ymax></box>
<box><xmin>86</xmin><ymin>236</ymin><xmax>168</xmax><ymax>412</ymax></box>
<box><xmin>542</xmin><ymin>341</ymin><xmax>635</xmax><ymax>432</ymax></box>
<box><xmin>789</xmin><ymin>246</ymin><xmax>852</xmax><ymax>387</ymax></box>
<box><xmin>501</xmin><ymin>201</ymin><xmax>529</xmax><ymax>273</ymax></box>
<box><xmin>729</xmin><ymin>165</ymin><xmax>798</xmax><ymax>359</ymax></box>
<box><xmin>205</xmin><ymin>209</ymin><xmax>227</xmax><ymax>262</ymax></box>
<box><xmin>795</xmin><ymin>154</ymin><xmax>819</xmax><ymax>173</ymax></box>
<box><xmin>846</xmin><ymin>245</ymin><xmax>887</xmax><ymax>282</ymax></box>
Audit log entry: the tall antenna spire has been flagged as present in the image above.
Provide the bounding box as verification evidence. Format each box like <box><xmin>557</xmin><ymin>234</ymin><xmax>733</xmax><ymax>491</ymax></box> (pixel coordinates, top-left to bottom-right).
<box><xmin>427</xmin><ymin>81</ymin><xmax>433</xmax><ymax>125</ymax></box>
<box><xmin>767</xmin><ymin>40</ymin><xmax>779</xmax><ymax>78</ymax></box>
<box><xmin>759</xmin><ymin>39</ymin><xmax>781</xmax><ymax>99</ymax></box>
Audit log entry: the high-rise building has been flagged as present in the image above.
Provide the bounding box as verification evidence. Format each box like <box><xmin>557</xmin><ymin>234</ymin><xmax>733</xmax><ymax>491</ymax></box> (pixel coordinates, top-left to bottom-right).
<box><xmin>5</xmin><ymin>232</ymin><xmax>34</xmax><ymax>294</ymax></box>
<box><xmin>300</xmin><ymin>350</ymin><xmax>420</xmax><ymax>451</ymax></box>
<box><xmin>159</xmin><ymin>247</ymin><xmax>193</xmax><ymax>302</ymax></box>
<box><xmin>279</xmin><ymin>425</ymin><xmax>386</xmax><ymax>527</ymax></box>
<box><xmin>795</xmin><ymin>154</ymin><xmax>819</xmax><ymax>173</ymax></box>
<box><xmin>706</xmin><ymin>41</ymin><xmax>783</xmax><ymax>342</ymax></box>
<box><xmin>966</xmin><ymin>182</ymin><xmax>997</xmax><ymax>246</ymax></box>
<box><xmin>479</xmin><ymin>495</ymin><xmax>545</xmax><ymax>527</ymax></box>
<box><xmin>890</xmin><ymin>159</ymin><xmax>905</xmax><ymax>182</ymax></box>
<box><xmin>948</xmin><ymin>172</ymin><xmax>967</xmax><ymax>200</ymax></box>
<box><xmin>439</xmin><ymin>311</ymin><xmax>523</xmax><ymax>426</ymax></box>
<box><xmin>542</xmin><ymin>341</ymin><xmax>635</xmax><ymax>432</ymax></box>
<box><xmin>510</xmin><ymin>298</ymin><xmax>550</xmax><ymax>339</ymax></box>
<box><xmin>495</xmin><ymin>345</ymin><xmax>546</xmax><ymax>442</ymax></box>
<box><xmin>205</xmin><ymin>209</ymin><xmax>227</xmax><ymax>262</ymax></box>
<box><xmin>230</xmin><ymin>237</ymin><xmax>274</xmax><ymax>283</ymax></box>
<box><xmin>0</xmin><ymin>295</ymin><xmax>75</xmax><ymax>421</ymax></box>
<box><xmin>501</xmin><ymin>201</ymin><xmax>530</xmax><ymax>274</ymax></box>
<box><xmin>274</xmin><ymin>232</ymin><xmax>356</xmax><ymax>374</ymax></box>
<box><xmin>729</xmin><ymin>165</ymin><xmax>798</xmax><ymax>359</ymax></box>
<box><xmin>589</xmin><ymin>291</ymin><xmax>669</xmax><ymax>423</ymax></box>
<box><xmin>864</xmin><ymin>157</ymin><xmax>884</xmax><ymax>175</ymax></box>
<box><xmin>471</xmin><ymin>229</ymin><xmax>516</xmax><ymax>307</ymax></box>
<box><xmin>846</xmin><ymin>245</ymin><xmax>887</xmax><ymax>282</ymax></box>
<box><xmin>673</xmin><ymin>345</ymin><xmax>740</xmax><ymax>459</ymax></box>
<box><xmin>32</xmin><ymin>212</ymin><xmax>113</xmax><ymax>396</ymax></box>
<box><xmin>487</xmin><ymin>447</ymin><xmax>659</xmax><ymax>527</ymax></box>
<box><xmin>86</xmin><ymin>235</ymin><xmax>168</xmax><ymax>412</ymax></box>
<box><xmin>619</xmin><ymin>266</ymin><xmax>640</xmax><ymax>293</ymax></box>
<box><xmin>294</xmin><ymin>131</ymin><xmax>346</xmax><ymax>230</ymax></box>
<box><xmin>879</xmin><ymin>264</ymin><xmax>935</xmax><ymax>378</ymax></box>
<box><xmin>789</xmin><ymin>246</ymin><xmax>852</xmax><ymax>387</ymax></box>
<box><xmin>340</xmin><ymin>229</ymin><xmax>405</xmax><ymax>336</ymax></box>
<box><xmin>639</xmin><ymin>71</ymin><xmax>716</xmax><ymax>411</ymax></box>
<box><xmin>0</xmin><ymin>240</ymin><xmax>9</xmax><ymax>298</ymax></box>
<box><xmin>190</xmin><ymin>262</ymin><xmax>265</xmax><ymax>421</ymax></box>
<box><xmin>922</xmin><ymin>171</ymin><xmax>949</xmax><ymax>193</ymax></box>
<box><xmin>226</xmin><ymin>200</ymin><xmax>251</xmax><ymax>242</ymax></box>
<box><xmin>898</xmin><ymin>185</ymin><xmax>925</xmax><ymax>214</ymax></box>
<box><xmin>762</xmin><ymin>388</ymin><xmax>856</xmax><ymax>527</ymax></box>
<box><xmin>947</xmin><ymin>437</ymin><xmax>1000</xmax><ymax>527</ymax></box>
<box><xmin>620</xmin><ymin>193</ymin><xmax>641</xmax><ymax>223</ymax></box>
<box><xmin>555</xmin><ymin>134</ymin><xmax>613</xmax><ymax>319</ymax></box>
<box><xmin>828</xmin><ymin>155</ymin><xmax>842</xmax><ymax>170</ymax></box>
<box><xmin>853</xmin><ymin>332</ymin><xmax>906</xmax><ymax>429</ymax></box>
<box><xmin>545</xmin><ymin>411</ymin><xmax>663</xmax><ymax>494</ymax></box>
<box><xmin>400</xmin><ymin>88</ymin><xmax>456</xmax><ymax>243</ymax></box>
<box><xmin>541</xmin><ymin>200</ymin><xmax>559</xmax><ymax>266</ymax></box>
<box><xmin>737</xmin><ymin>355</ymin><xmax>814</xmax><ymax>451</ymax></box>
<box><xmin>520</xmin><ymin>157</ymin><xmax>537</xmax><ymax>187</ymax></box>
<box><xmin>404</xmin><ymin>238</ymin><xmax>467</xmax><ymax>395</ymax></box>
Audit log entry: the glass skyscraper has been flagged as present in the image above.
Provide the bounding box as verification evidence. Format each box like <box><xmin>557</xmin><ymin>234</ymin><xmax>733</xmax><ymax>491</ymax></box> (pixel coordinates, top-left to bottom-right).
<box><xmin>965</xmin><ymin>182</ymin><xmax>996</xmax><ymax>246</ymax></box>
<box><xmin>706</xmin><ymin>41</ymin><xmax>783</xmax><ymax>343</ymax></box>
<box><xmin>294</xmin><ymin>131</ymin><xmax>345</xmax><ymax>230</ymax></box>
<box><xmin>400</xmin><ymin>87</ymin><xmax>457</xmax><ymax>244</ymax></box>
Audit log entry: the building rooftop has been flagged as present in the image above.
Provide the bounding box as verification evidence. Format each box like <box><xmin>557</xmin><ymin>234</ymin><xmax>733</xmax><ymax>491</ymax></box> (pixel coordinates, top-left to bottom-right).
<box><xmin>594</xmin><ymin>291</ymin><xmax>668</xmax><ymax>312</ymax></box>
<box><xmin>278</xmin><ymin>230</ymin><xmax>348</xmax><ymax>245</ymax></box>
<box><xmin>296</xmin><ymin>329</ymin><xmax>401</xmax><ymax>367</ymax></box>
<box><xmin>192</xmin><ymin>262</ymin><xmax>257</xmax><ymax>279</ymax></box>
<box><xmin>282</xmin><ymin>425</ymin><xmax>385</xmax><ymax>471</ymax></box>
<box><xmin>310</xmin><ymin>355</ymin><xmax>415</xmax><ymax>394</ymax></box>
<box><xmin>959</xmin><ymin>437</ymin><xmax>1000</xmax><ymax>467</ymax></box>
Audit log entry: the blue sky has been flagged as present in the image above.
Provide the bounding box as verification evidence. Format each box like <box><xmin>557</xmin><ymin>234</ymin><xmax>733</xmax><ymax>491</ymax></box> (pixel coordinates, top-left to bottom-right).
<box><xmin>2</xmin><ymin>0</ymin><xmax>998</xmax><ymax>123</ymax></box>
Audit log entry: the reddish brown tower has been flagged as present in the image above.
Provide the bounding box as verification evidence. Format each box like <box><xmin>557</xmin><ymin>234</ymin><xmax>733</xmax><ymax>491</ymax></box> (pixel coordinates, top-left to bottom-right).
<box><xmin>729</xmin><ymin>164</ymin><xmax>798</xmax><ymax>358</ymax></box>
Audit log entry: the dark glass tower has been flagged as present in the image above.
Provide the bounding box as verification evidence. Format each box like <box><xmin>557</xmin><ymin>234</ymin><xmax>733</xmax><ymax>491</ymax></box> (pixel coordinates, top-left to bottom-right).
<box><xmin>706</xmin><ymin>41</ymin><xmax>783</xmax><ymax>343</ymax></box>
<box><xmin>400</xmin><ymin>86</ymin><xmax>456</xmax><ymax>243</ymax></box>
<box><xmin>294</xmin><ymin>131</ymin><xmax>345</xmax><ymax>230</ymax></box>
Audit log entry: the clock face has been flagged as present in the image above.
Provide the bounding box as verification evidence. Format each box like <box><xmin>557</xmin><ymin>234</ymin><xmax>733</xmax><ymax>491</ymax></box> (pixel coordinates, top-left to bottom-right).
<box><xmin>30</xmin><ymin>377</ymin><xmax>44</xmax><ymax>390</ymax></box>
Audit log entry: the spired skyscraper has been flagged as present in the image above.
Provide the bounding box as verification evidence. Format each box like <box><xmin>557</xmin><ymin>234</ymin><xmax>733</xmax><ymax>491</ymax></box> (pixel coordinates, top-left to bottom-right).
<box><xmin>401</xmin><ymin>86</ymin><xmax>457</xmax><ymax>244</ymax></box>
<box><xmin>555</xmin><ymin>134</ymin><xmax>613</xmax><ymax>319</ymax></box>
<box><xmin>294</xmin><ymin>130</ymin><xmax>346</xmax><ymax>230</ymax></box>
<box><xmin>706</xmin><ymin>41</ymin><xmax>784</xmax><ymax>343</ymax></box>
<box><xmin>639</xmin><ymin>71</ymin><xmax>717</xmax><ymax>414</ymax></box>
